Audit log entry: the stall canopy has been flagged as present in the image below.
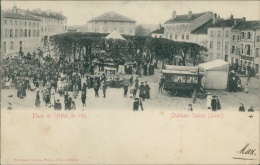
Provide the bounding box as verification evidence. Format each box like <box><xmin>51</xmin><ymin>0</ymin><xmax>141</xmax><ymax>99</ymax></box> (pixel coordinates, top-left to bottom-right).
<box><xmin>198</xmin><ymin>59</ymin><xmax>229</xmax><ymax>90</ymax></box>
<box><xmin>105</xmin><ymin>31</ymin><xmax>126</xmax><ymax>40</ymax></box>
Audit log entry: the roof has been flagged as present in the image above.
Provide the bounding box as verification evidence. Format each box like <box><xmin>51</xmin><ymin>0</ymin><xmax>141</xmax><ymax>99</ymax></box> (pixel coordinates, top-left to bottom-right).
<box><xmin>162</xmin><ymin>70</ymin><xmax>204</xmax><ymax>75</ymax></box>
<box><xmin>25</xmin><ymin>10</ymin><xmax>67</xmax><ymax>20</ymax></box>
<box><xmin>105</xmin><ymin>31</ymin><xmax>126</xmax><ymax>40</ymax></box>
<box><xmin>199</xmin><ymin>59</ymin><xmax>229</xmax><ymax>71</ymax></box>
<box><xmin>209</xmin><ymin>19</ymin><xmax>242</xmax><ymax>28</ymax></box>
<box><xmin>232</xmin><ymin>20</ymin><xmax>260</xmax><ymax>30</ymax></box>
<box><xmin>164</xmin><ymin>12</ymin><xmax>208</xmax><ymax>24</ymax></box>
<box><xmin>2</xmin><ymin>10</ymin><xmax>41</xmax><ymax>21</ymax></box>
<box><xmin>191</xmin><ymin>19</ymin><xmax>213</xmax><ymax>34</ymax></box>
<box><xmin>151</xmin><ymin>27</ymin><xmax>164</xmax><ymax>34</ymax></box>
<box><xmin>88</xmin><ymin>11</ymin><xmax>136</xmax><ymax>23</ymax></box>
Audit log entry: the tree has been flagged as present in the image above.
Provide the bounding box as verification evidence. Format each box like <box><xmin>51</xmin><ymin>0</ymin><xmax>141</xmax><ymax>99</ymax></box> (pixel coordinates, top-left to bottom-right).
<box><xmin>135</xmin><ymin>25</ymin><xmax>146</xmax><ymax>36</ymax></box>
<box><xmin>190</xmin><ymin>43</ymin><xmax>207</xmax><ymax>66</ymax></box>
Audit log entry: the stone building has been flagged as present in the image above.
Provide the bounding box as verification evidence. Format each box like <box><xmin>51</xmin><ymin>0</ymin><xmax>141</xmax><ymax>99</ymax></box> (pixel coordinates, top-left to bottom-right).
<box><xmin>163</xmin><ymin>10</ymin><xmax>214</xmax><ymax>42</ymax></box>
<box><xmin>87</xmin><ymin>11</ymin><xmax>136</xmax><ymax>35</ymax></box>
<box><xmin>1</xmin><ymin>6</ymin><xmax>41</xmax><ymax>57</ymax></box>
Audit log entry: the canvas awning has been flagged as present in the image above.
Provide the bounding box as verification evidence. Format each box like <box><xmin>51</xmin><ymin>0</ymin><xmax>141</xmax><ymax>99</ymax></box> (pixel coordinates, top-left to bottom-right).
<box><xmin>198</xmin><ymin>59</ymin><xmax>229</xmax><ymax>71</ymax></box>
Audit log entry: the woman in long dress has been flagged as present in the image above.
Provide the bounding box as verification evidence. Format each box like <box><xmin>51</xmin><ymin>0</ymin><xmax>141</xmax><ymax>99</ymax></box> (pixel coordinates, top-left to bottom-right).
<box><xmin>207</xmin><ymin>92</ymin><xmax>212</xmax><ymax>109</ymax></box>
<box><xmin>35</xmin><ymin>91</ymin><xmax>41</xmax><ymax>107</ymax></box>
<box><xmin>73</xmin><ymin>84</ymin><xmax>78</xmax><ymax>99</ymax></box>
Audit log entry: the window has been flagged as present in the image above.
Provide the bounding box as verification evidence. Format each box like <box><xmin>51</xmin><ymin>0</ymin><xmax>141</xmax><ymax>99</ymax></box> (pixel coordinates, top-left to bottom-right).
<box><xmin>33</xmin><ymin>30</ymin><xmax>36</xmax><ymax>37</ymax></box>
<box><xmin>225</xmin><ymin>55</ymin><xmax>228</xmax><ymax>62</ymax></box>
<box><xmin>217</xmin><ymin>42</ymin><xmax>221</xmax><ymax>49</ymax></box>
<box><xmin>5</xmin><ymin>20</ymin><xmax>7</xmax><ymax>25</ymax></box>
<box><xmin>15</xmin><ymin>29</ymin><xmax>18</xmax><ymax>37</ymax></box>
<box><xmin>45</xmin><ymin>28</ymin><xmax>47</xmax><ymax>32</ymax></box>
<box><xmin>242</xmin><ymin>32</ymin><xmax>244</xmax><ymax>39</ymax></box>
<box><xmin>217</xmin><ymin>54</ymin><xmax>221</xmax><ymax>59</ymax></box>
<box><xmin>255</xmin><ymin>48</ymin><xmax>259</xmax><ymax>58</ymax></box>
<box><xmin>15</xmin><ymin>21</ymin><xmax>17</xmax><ymax>25</ymax></box>
<box><xmin>29</xmin><ymin>22</ymin><xmax>31</xmax><ymax>26</ymax></box>
<box><xmin>225</xmin><ymin>42</ymin><xmax>229</xmax><ymax>51</ymax></box>
<box><xmin>120</xmin><ymin>27</ymin><xmax>124</xmax><ymax>33</ymax></box>
<box><xmin>33</xmin><ymin>23</ymin><xmax>35</xmax><ymax>27</ymax></box>
<box><xmin>154</xmin><ymin>35</ymin><xmax>157</xmax><ymax>38</ymax></box>
<box><xmin>210</xmin><ymin>31</ymin><xmax>213</xmax><ymax>37</ymax></box>
<box><xmin>28</xmin><ymin>30</ymin><xmax>31</xmax><ymax>37</ymax></box>
<box><xmin>225</xmin><ymin>31</ymin><xmax>229</xmax><ymax>37</ymax></box>
<box><xmin>10</xmin><ymin>20</ymin><xmax>12</xmax><ymax>25</ymax></box>
<box><xmin>10</xmin><ymin>42</ymin><xmax>14</xmax><ymax>50</ymax></box>
<box><xmin>104</xmin><ymin>21</ymin><xmax>107</xmax><ymax>25</ymax></box>
<box><xmin>129</xmin><ymin>29</ymin><xmax>133</xmax><ymax>34</ymax></box>
<box><xmin>186</xmin><ymin>33</ymin><xmax>189</xmax><ymax>40</ymax></box>
<box><xmin>210</xmin><ymin>41</ymin><xmax>213</xmax><ymax>49</ymax></box>
<box><xmin>217</xmin><ymin>31</ymin><xmax>221</xmax><ymax>37</ymax></box>
<box><xmin>20</xmin><ymin>29</ymin><xmax>23</xmax><ymax>37</ymax></box>
<box><xmin>175</xmin><ymin>35</ymin><xmax>177</xmax><ymax>39</ymax></box>
<box><xmin>10</xmin><ymin>29</ymin><xmax>13</xmax><ymax>37</ymax></box>
<box><xmin>233</xmin><ymin>35</ymin><xmax>235</xmax><ymax>40</ymax></box>
<box><xmin>257</xmin><ymin>36</ymin><xmax>260</xmax><ymax>42</ymax></box>
<box><xmin>232</xmin><ymin>45</ymin><xmax>235</xmax><ymax>53</ymax></box>
<box><xmin>237</xmin><ymin>35</ymin><xmax>240</xmax><ymax>40</ymax></box>
<box><xmin>248</xmin><ymin>32</ymin><xmax>251</xmax><ymax>39</ymax></box>
<box><xmin>170</xmin><ymin>35</ymin><xmax>172</xmax><ymax>39</ymax></box>
<box><xmin>247</xmin><ymin>45</ymin><xmax>251</xmax><ymax>55</ymax></box>
<box><xmin>241</xmin><ymin>44</ymin><xmax>244</xmax><ymax>54</ymax></box>
<box><xmin>182</xmin><ymin>34</ymin><xmax>184</xmax><ymax>39</ymax></box>
<box><xmin>24</xmin><ymin>29</ymin><xmax>27</xmax><ymax>37</ymax></box>
<box><xmin>24</xmin><ymin>21</ymin><xmax>27</xmax><ymax>26</ymax></box>
<box><xmin>4</xmin><ymin>29</ymin><xmax>8</xmax><ymax>37</ymax></box>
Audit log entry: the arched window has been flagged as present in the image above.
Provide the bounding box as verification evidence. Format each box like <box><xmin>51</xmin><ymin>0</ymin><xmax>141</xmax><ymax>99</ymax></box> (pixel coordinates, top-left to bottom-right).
<box><xmin>248</xmin><ymin>32</ymin><xmax>251</xmax><ymax>39</ymax></box>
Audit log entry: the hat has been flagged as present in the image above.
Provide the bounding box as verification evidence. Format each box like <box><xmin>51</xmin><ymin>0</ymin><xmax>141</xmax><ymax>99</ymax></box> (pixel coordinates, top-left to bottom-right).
<box><xmin>141</xmin><ymin>82</ymin><xmax>144</xmax><ymax>84</ymax></box>
<box><xmin>134</xmin><ymin>98</ymin><xmax>139</xmax><ymax>100</ymax></box>
<box><xmin>57</xmin><ymin>99</ymin><xmax>60</xmax><ymax>102</ymax></box>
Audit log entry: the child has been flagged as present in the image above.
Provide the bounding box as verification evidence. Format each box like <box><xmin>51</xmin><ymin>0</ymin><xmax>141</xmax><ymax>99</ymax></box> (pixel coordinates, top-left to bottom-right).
<box><xmin>188</xmin><ymin>104</ymin><xmax>193</xmax><ymax>111</ymax></box>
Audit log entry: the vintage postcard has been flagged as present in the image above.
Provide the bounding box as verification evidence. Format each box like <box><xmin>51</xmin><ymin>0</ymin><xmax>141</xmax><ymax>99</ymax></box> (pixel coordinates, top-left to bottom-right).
<box><xmin>1</xmin><ymin>1</ymin><xmax>259</xmax><ymax>164</ymax></box>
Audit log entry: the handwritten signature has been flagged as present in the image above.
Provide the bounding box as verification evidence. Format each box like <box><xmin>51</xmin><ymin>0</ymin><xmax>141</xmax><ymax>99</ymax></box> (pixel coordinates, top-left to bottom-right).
<box><xmin>233</xmin><ymin>143</ymin><xmax>257</xmax><ymax>160</ymax></box>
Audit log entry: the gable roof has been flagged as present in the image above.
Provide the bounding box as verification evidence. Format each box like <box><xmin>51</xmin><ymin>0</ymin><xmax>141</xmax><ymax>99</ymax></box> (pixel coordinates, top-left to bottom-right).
<box><xmin>164</xmin><ymin>12</ymin><xmax>208</xmax><ymax>24</ymax></box>
<box><xmin>232</xmin><ymin>20</ymin><xmax>260</xmax><ymax>30</ymax></box>
<box><xmin>2</xmin><ymin>10</ymin><xmax>41</xmax><ymax>21</ymax></box>
<box><xmin>209</xmin><ymin>18</ymin><xmax>242</xmax><ymax>28</ymax></box>
<box><xmin>151</xmin><ymin>27</ymin><xmax>164</xmax><ymax>34</ymax></box>
<box><xmin>88</xmin><ymin>11</ymin><xmax>136</xmax><ymax>23</ymax></box>
<box><xmin>25</xmin><ymin>10</ymin><xmax>67</xmax><ymax>20</ymax></box>
<box><xmin>191</xmin><ymin>19</ymin><xmax>213</xmax><ymax>34</ymax></box>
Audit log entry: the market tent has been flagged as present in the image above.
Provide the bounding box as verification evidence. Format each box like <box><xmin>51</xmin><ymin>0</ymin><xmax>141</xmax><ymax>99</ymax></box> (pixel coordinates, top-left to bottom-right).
<box><xmin>165</xmin><ymin>65</ymin><xmax>200</xmax><ymax>72</ymax></box>
<box><xmin>199</xmin><ymin>59</ymin><xmax>229</xmax><ymax>90</ymax></box>
<box><xmin>105</xmin><ymin>31</ymin><xmax>126</xmax><ymax>40</ymax></box>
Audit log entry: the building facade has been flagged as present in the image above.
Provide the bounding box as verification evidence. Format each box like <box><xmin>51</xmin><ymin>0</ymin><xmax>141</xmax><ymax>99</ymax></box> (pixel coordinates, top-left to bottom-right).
<box><xmin>1</xmin><ymin>7</ymin><xmax>41</xmax><ymax>57</ymax></box>
<box><xmin>255</xmin><ymin>28</ymin><xmax>260</xmax><ymax>77</ymax></box>
<box><xmin>87</xmin><ymin>11</ymin><xmax>136</xmax><ymax>36</ymax></box>
<box><xmin>163</xmin><ymin>10</ymin><xmax>213</xmax><ymax>42</ymax></box>
<box><xmin>207</xmin><ymin>16</ymin><xmax>243</xmax><ymax>63</ymax></box>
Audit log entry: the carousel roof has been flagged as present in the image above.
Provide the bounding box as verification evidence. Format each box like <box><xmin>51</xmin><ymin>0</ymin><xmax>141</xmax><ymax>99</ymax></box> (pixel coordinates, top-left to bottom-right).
<box><xmin>105</xmin><ymin>31</ymin><xmax>126</xmax><ymax>40</ymax></box>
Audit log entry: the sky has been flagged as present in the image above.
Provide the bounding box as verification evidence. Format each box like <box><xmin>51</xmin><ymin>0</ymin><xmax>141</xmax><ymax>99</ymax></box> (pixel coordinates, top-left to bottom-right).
<box><xmin>2</xmin><ymin>1</ymin><xmax>260</xmax><ymax>26</ymax></box>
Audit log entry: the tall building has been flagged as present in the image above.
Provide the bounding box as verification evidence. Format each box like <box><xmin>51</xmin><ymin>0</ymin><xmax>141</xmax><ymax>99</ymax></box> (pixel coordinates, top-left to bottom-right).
<box><xmin>87</xmin><ymin>11</ymin><xmax>136</xmax><ymax>35</ymax></box>
<box><xmin>1</xmin><ymin>6</ymin><xmax>42</xmax><ymax>57</ymax></box>
<box><xmin>25</xmin><ymin>8</ymin><xmax>68</xmax><ymax>47</ymax></box>
<box><xmin>163</xmin><ymin>10</ymin><xmax>213</xmax><ymax>42</ymax></box>
<box><xmin>231</xmin><ymin>20</ymin><xmax>260</xmax><ymax>74</ymax></box>
<box><xmin>207</xmin><ymin>15</ymin><xmax>243</xmax><ymax>63</ymax></box>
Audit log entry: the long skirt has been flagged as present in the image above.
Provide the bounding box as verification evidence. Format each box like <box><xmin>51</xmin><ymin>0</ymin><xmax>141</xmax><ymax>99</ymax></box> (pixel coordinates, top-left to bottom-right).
<box><xmin>35</xmin><ymin>99</ymin><xmax>41</xmax><ymax>106</ymax></box>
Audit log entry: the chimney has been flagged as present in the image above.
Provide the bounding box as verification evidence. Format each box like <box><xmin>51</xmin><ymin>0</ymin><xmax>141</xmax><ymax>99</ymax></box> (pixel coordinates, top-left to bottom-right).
<box><xmin>110</xmin><ymin>11</ymin><xmax>114</xmax><ymax>17</ymax></box>
<box><xmin>188</xmin><ymin>11</ymin><xmax>192</xmax><ymax>18</ymax></box>
<box><xmin>172</xmin><ymin>10</ymin><xmax>176</xmax><ymax>19</ymax></box>
<box><xmin>243</xmin><ymin>17</ymin><xmax>246</xmax><ymax>21</ymax></box>
<box><xmin>213</xmin><ymin>13</ymin><xmax>217</xmax><ymax>24</ymax></box>
<box><xmin>230</xmin><ymin>14</ymin><xmax>233</xmax><ymax>19</ymax></box>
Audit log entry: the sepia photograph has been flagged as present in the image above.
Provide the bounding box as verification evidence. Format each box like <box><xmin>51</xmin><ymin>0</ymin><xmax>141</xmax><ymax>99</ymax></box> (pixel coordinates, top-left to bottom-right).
<box><xmin>1</xmin><ymin>1</ymin><xmax>259</xmax><ymax>164</ymax></box>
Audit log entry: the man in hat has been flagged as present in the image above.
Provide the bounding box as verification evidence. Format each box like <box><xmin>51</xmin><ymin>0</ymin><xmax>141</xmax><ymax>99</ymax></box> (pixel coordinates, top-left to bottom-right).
<box><xmin>123</xmin><ymin>83</ymin><xmax>129</xmax><ymax>98</ymax></box>
<box><xmin>134</xmin><ymin>77</ymin><xmax>139</xmax><ymax>91</ymax></box>
<box><xmin>102</xmin><ymin>81</ymin><xmax>107</xmax><ymax>98</ymax></box>
<box><xmin>159</xmin><ymin>76</ymin><xmax>165</xmax><ymax>92</ymax></box>
<box><xmin>139</xmin><ymin>82</ymin><xmax>146</xmax><ymax>101</ymax></box>
<box><xmin>144</xmin><ymin>81</ymin><xmax>150</xmax><ymax>99</ymax></box>
<box><xmin>54</xmin><ymin>99</ymin><xmax>62</xmax><ymax>110</ymax></box>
